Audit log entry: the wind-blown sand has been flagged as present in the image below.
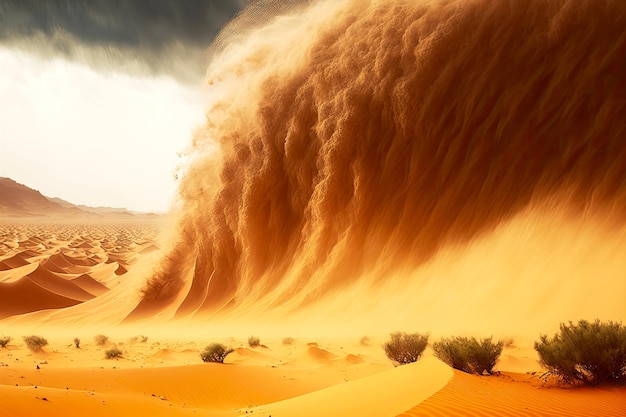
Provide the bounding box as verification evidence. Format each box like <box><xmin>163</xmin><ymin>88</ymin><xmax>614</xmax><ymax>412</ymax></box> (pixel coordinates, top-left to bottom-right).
<box><xmin>2</xmin><ymin>0</ymin><xmax>626</xmax><ymax>414</ymax></box>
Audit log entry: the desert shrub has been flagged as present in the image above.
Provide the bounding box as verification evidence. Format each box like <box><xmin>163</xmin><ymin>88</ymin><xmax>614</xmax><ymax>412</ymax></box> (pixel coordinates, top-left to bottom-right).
<box><xmin>23</xmin><ymin>335</ymin><xmax>48</xmax><ymax>352</ymax></box>
<box><xmin>433</xmin><ymin>336</ymin><xmax>503</xmax><ymax>375</ymax></box>
<box><xmin>200</xmin><ymin>343</ymin><xmax>234</xmax><ymax>363</ymax></box>
<box><xmin>248</xmin><ymin>336</ymin><xmax>261</xmax><ymax>348</ymax></box>
<box><xmin>534</xmin><ymin>320</ymin><xmax>626</xmax><ymax>385</ymax></box>
<box><xmin>130</xmin><ymin>335</ymin><xmax>148</xmax><ymax>343</ymax></box>
<box><xmin>359</xmin><ymin>336</ymin><xmax>371</xmax><ymax>346</ymax></box>
<box><xmin>0</xmin><ymin>336</ymin><xmax>11</xmax><ymax>348</ymax></box>
<box><xmin>432</xmin><ymin>337</ymin><xmax>472</xmax><ymax>373</ymax></box>
<box><xmin>282</xmin><ymin>337</ymin><xmax>295</xmax><ymax>345</ymax></box>
<box><xmin>502</xmin><ymin>337</ymin><xmax>515</xmax><ymax>348</ymax></box>
<box><xmin>73</xmin><ymin>337</ymin><xmax>81</xmax><ymax>348</ymax></box>
<box><xmin>383</xmin><ymin>332</ymin><xmax>429</xmax><ymax>366</ymax></box>
<box><xmin>105</xmin><ymin>347</ymin><xmax>123</xmax><ymax>359</ymax></box>
<box><xmin>94</xmin><ymin>334</ymin><xmax>109</xmax><ymax>346</ymax></box>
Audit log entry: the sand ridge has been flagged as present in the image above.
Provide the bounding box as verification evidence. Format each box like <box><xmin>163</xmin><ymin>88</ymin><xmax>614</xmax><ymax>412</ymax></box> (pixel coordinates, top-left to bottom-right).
<box><xmin>0</xmin><ymin>335</ymin><xmax>430</xmax><ymax>417</ymax></box>
<box><xmin>0</xmin><ymin>221</ymin><xmax>161</xmax><ymax>320</ymax></box>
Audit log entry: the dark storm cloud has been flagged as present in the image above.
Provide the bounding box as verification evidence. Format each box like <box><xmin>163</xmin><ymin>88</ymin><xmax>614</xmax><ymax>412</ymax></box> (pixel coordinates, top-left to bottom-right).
<box><xmin>0</xmin><ymin>0</ymin><xmax>249</xmax><ymax>82</ymax></box>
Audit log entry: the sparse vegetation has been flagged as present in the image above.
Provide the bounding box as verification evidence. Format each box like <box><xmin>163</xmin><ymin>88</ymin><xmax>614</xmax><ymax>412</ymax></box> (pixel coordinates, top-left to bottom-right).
<box><xmin>502</xmin><ymin>337</ymin><xmax>515</xmax><ymax>348</ymax></box>
<box><xmin>282</xmin><ymin>337</ymin><xmax>295</xmax><ymax>345</ymax></box>
<box><xmin>0</xmin><ymin>336</ymin><xmax>11</xmax><ymax>348</ymax></box>
<box><xmin>534</xmin><ymin>320</ymin><xmax>626</xmax><ymax>385</ymax></box>
<box><xmin>73</xmin><ymin>337</ymin><xmax>81</xmax><ymax>348</ymax></box>
<box><xmin>130</xmin><ymin>335</ymin><xmax>148</xmax><ymax>343</ymax></box>
<box><xmin>23</xmin><ymin>335</ymin><xmax>48</xmax><ymax>352</ymax></box>
<box><xmin>359</xmin><ymin>336</ymin><xmax>371</xmax><ymax>346</ymax></box>
<box><xmin>94</xmin><ymin>334</ymin><xmax>109</xmax><ymax>346</ymax></box>
<box><xmin>200</xmin><ymin>343</ymin><xmax>234</xmax><ymax>363</ymax></box>
<box><xmin>383</xmin><ymin>332</ymin><xmax>429</xmax><ymax>366</ymax></box>
<box><xmin>433</xmin><ymin>336</ymin><xmax>503</xmax><ymax>375</ymax></box>
<box><xmin>105</xmin><ymin>347</ymin><xmax>123</xmax><ymax>359</ymax></box>
<box><xmin>248</xmin><ymin>336</ymin><xmax>261</xmax><ymax>348</ymax></box>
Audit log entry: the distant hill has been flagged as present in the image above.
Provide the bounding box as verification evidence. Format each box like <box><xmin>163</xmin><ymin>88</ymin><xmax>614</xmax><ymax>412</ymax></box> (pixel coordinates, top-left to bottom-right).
<box><xmin>0</xmin><ymin>177</ymin><xmax>160</xmax><ymax>219</ymax></box>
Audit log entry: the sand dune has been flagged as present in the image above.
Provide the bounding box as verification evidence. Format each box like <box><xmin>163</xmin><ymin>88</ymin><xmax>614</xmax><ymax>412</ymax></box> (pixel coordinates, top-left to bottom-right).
<box><xmin>247</xmin><ymin>356</ymin><xmax>452</xmax><ymax>417</ymax></box>
<box><xmin>0</xmin><ymin>221</ymin><xmax>161</xmax><ymax>320</ymax></box>
<box><xmin>399</xmin><ymin>369</ymin><xmax>626</xmax><ymax>417</ymax></box>
<box><xmin>0</xmin><ymin>276</ymin><xmax>83</xmax><ymax>317</ymax></box>
<box><xmin>0</xmin><ymin>336</ymin><xmax>408</xmax><ymax>417</ymax></box>
<box><xmin>1</xmin><ymin>335</ymin><xmax>622</xmax><ymax>417</ymax></box>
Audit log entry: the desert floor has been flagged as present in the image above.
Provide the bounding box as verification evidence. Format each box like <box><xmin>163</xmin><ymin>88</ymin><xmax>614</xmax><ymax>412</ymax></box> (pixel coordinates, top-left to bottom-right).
<box><xmin>1</xmin><ymin>335</ymin><xmax>625</xmax><ymax>417</ymax></box>
<box><xmin>1</xmin><ymin>221</ymin><xmax>625</xmax><ymax>416</ymax></box>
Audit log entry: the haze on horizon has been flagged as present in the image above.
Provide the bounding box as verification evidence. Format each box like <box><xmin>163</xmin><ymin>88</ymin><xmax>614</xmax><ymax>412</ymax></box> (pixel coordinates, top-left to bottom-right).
<box><xmin>0</xmin><ymin>0</ymin><xmax>246</xmax><ymax>212</ymax></box>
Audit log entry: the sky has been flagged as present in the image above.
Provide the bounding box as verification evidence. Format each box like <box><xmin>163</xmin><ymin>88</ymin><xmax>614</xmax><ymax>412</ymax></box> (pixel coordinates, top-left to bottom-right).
<box><xmin>0</xmin><ymin>0</ymin><xmax>246</xmax><ymax>212</ymax></box>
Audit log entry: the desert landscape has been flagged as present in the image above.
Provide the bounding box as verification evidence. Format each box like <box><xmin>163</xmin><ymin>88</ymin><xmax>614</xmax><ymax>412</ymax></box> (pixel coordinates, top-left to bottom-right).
<box><xmin>1</xmin><ymin>181</ymin><xmax>625</xmax><ymax>416</ymax></box>
<box><xmin>2</xmin><ymin>0</ymin><xmax>626</xmax><ymax>415</ymax></box>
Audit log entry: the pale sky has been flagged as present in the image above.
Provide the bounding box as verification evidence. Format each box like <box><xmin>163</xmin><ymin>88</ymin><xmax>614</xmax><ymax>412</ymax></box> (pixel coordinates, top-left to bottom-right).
<box><xmin>0</xmin><ymin>0</ymin><xmax>248</xmax><ymax>213</ymax></box>
<box><xmin>0</xmin><ymin>47</ymin><xmax>206</xmax><ymax>212</ymax></box>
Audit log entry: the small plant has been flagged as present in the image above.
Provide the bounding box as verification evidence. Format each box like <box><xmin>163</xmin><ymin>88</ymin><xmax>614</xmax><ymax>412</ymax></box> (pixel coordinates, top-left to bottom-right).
<box><xmin>282</xmin><ymin>337</ymin><xmax>295</xmax><ymax>345</ymax></box>
<box><xmin>129</xmin><ymin>335</ymin><xmax>148</xmax><ymax>343</ymax></box>
<box><xmin>248</xmin><ymin>336</ymin><xmax>261</xmax><ymax>348</ymax></box>
<box><xmin>534</xmin><ymin>319</ymin><xmax>626</xmax><ymax>385</ymax></box>
<box><xmin>502</xmin><ymin>337</ymin><xmax>515</xmax><ymax>348</ymax></box>
<box><xmin>0</xmin><ymin>336</ymin><xmax>11</xmax><ymax>348</ymax></box>
<box><xmin>383</xmin><ymin>332</ymin><xmax>429</xmax><ymax>366</ymax></box>
<box><xmin>73</xmin><ymin>337</ymin><xmax>81</xmax><ymax>348</ymax></box>
<box><xmin>94</xmin><ymin>334</ymin><xmax>109</xmax><ymax>346</ymax></box>
<box><xmin>23</xmin><ymin>335</ymin><xmax>48</xmax><ymax>352</ymax></box>
<box><xmin>105</xmin><ymin>347</ymin><xmax>123</xmax><ymax>359</ymax></box>
<box><xmin>201</xmin><ymin>343</ymin><xmax>234</xmax><ymax>363</ymax></box>
<box><xmin>359</xmin><ymin>336</ymin><xmax>371</xmax><ymax>346</ymax></box>
<box><xmin>433</xmin><ymin>336</ymin><xmax>503</xmax><ymax>375</ymax></box>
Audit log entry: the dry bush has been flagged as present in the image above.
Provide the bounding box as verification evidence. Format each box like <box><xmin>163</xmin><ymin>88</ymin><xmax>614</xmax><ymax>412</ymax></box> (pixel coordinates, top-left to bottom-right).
<box><xmin>502</xmin><ymin>337</ymin><xmax>515</xmax><ymax>348</ymax></box>
<box><xmin>383</xmin><ymin>332</ymin><xmax>429</xmax><ymax>366</ymax></box>
<box><xmin>282</xmin><ymin>337</ymin><xmax>295</xmax><ymax>345</ymax></box>
<box><xmin>535</xmin><ymin>319</ymin><xmax>626</xmax><ymax>385</ymax></box>
<box><xmin>94</xmin><ymin>334</ymin><xmax>109</xmax><ymax>346</ymax></box>
<box><xmin>433</xmin><ymin>336</ymin><xmax>503</xmax><ymax>375</ymax></box>
<box><xmin>130</xmin><ymin>335</ymin><xmax>148</xmax><ymax>343</ymax></box>
<box><xmin>23</xmin><ymin>335</ymin><xmax>48</xmax><ymax>352</ymax></box>
<box><xmin>73</xmin><ymin>337</ymin><xmax>81</xmax><ymax>348</ymax></box>
<box><xmin>359</xmin><ymin>336</ymin><xmax>371</xmax><ymax>346</ymax></box>
<box><xmin>105</xmin><ymin>347</ymin><xmax>123</xmax><ymax>359</ymax></box>
<box><xmin>201</xmin><ymin>343</ymin><xmax>234</xmax><ymax>363</ymax></box>
<box><xmin>0</xmin><ymin>336</ymin><xmax>11</xmax><ymax>348</ymax></box>
<box><xmin>248</xmin><ymin>336</ymin><xmax>261</xmax><ymax>348</ymax></box>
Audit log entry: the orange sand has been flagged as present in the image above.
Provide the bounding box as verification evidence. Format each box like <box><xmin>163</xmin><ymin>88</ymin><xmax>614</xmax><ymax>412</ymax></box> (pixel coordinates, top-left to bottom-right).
<box><xmin>1</xmin><ymin>220</ymin><xmax>624</xmax><ymax>416</ymax></box>
<box><xmin>0</xmin><ymin>336</ymin><xmax>624</xmax><ymax>417</ymax></box>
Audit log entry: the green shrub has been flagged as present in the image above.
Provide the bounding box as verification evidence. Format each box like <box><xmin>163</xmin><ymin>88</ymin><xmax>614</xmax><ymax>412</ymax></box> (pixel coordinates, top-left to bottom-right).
<box><xmin>534</xmin><ymin>320</ymin><xmax>626</xmax><ymax>385</ymax></box>
<box><xmin>23</xmin><ymin>335</ymin><xmax>48</xmax><ymax>352</ymax></box>
<box><xmin>0</xmin><ymin>336</ymin><xmax>11</xmax><ymax>348</ymax></box>
<box><xmin>94</xmin><ymin>334</ymin><xmax>109</xmax><ymax>346</ymax></box>
<box><xmin>200</xmin><ymin>343</ymin><xmax>234</xmax><ymax>363</ymax></box>
<box><xmin>432</xmin><ymin>337</ymin><xmax>472</xmax><ymax>373</ymax></box>
<box><xmin>73</xmin><ymin>337</ymin><xmax>81</xmax><ymax>348</ymax></box>
<box><xmin>383</xmin><ymin>332</ymin><xmax>429</xmax><ymax>366</ymax></box>
<box><xmin>248</xmin><ymin>336</ymin><xmax>261</xmax><ymax>348</ymax></box>
<box><xmin>433</xmin><ymin>336</ymin><xmax>503</xmax><ymax>375</ymax></box>
<box><xmin>105</xmin><ymin>347</ymin><xmax>122</xmax><ymax>359</ymax></box>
